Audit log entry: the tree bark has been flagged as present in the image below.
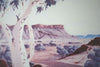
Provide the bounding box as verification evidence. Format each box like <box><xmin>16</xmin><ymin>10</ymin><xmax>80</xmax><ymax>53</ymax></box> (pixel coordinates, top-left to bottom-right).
<box><xmin>12</xmin><ymin>22</ymin><xmax>30</xmax><ymax>67</ymax></box>
<box><xmin>0</xmin><ymin>0</ymin><xmax>43</xmax><ymax>67</ymax></box>
<box><xmin>10</xmin><ymin>0</ymin><xmax>42</xmax><ymax>66</ymax></box>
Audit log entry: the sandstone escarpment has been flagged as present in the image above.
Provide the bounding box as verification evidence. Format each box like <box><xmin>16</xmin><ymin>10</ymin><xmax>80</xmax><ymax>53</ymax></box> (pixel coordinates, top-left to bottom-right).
<box><xmin>0</xmin><ymin>24</ymin><xmax>77</xmax><ymax>40</ymax></box>
<box><xmin>31</xmin><ymin>24</ymin><xmax>76</xmax><ymax>40</ymax></box>
<box><xmin>0</xmin><ymin>24</ymin><xmax>80</xmax><ymax>45</ymax></box>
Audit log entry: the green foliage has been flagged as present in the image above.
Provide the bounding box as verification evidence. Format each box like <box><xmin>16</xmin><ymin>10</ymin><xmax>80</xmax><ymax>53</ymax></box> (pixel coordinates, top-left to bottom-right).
<box><xmin>37</xmin><ymin>6</ymin><xmax>43</xmax><ymax>13</ymax></box>
<box><xmin>37</xmin><ymin>0</ymin><xmax>58</xmax><ymax>13</ymax></box>
<box><xmin>0</xmin><ymin>0</ymin><xmax>26</xmax><ymax>12</ymax></box>
<box><xmin>0</xmin><ymin>0</ymin><xmax>9</xmax><ymax>11</ymax></box>
<box><xmin>0</xmin><ymin>0</ymin><xmax>63</xmax><ymax>13</ymax></box>
<box><xmin>10</xmin><ymin>0</ymin><xmax>19</xmax><ymax>9</ymax></box>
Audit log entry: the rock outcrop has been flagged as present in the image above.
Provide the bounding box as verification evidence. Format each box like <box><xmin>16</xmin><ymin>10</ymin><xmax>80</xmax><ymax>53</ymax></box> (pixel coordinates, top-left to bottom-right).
<box><xmin>58</xmin><ymin>45</ymin><xmax>88</xmax><ymax>60</ymax></box>
<box><xmin>0</xmin><ymin>59</ymin><xmax>9</xmax><ymax>67</ymax></box>
<box><xmin>87</xmin><ymin>37</ymin><xmax>100</xmax><ymax>46</ymax></box>
<box><xmin>0</xmin><ymin>24</ymin><xmax>78</xmax><ymax>41</ymax></box>
<box><xmin>31</xmin><ymin>24</ymin><xmax>77</xmax><ymax>40</ymax></box>
<box><xmin>32</xmin><ymin>24</ymin><xmax>64</xmax><ymax>29</ymax></box>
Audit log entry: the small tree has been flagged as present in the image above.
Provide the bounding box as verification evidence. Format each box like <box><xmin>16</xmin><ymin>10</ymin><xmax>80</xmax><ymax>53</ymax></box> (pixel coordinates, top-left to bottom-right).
<box><xmin>0</xmin><ymin>0</ymin><xmax>63</xmax><ymax>67</ymax></box>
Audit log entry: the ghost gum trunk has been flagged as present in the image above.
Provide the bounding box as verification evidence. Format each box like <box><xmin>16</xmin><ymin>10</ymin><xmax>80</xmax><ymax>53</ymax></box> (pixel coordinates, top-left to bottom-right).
<box><xmin>0</xmin><ymin>0</ymin><xmax>38</xmax><ymax>67</ymax></box>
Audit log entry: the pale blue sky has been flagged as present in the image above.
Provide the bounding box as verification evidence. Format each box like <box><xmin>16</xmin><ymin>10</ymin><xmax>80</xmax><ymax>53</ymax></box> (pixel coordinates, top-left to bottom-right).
<box><xmin>2</xmin><ymin>0</ymin><xmax>100</xmax><ymax>35</ymax></box>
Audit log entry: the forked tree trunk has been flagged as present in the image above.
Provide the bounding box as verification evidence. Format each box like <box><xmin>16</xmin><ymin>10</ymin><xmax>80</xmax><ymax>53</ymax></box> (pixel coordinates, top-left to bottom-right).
<box><xmin>11</xmin><ymin>22</ymin><xmax>35</xmax><ymax>67</ymax></box>
<box><xmin>12</xmin><ymin>22</ymin><xmax>30</xmax><ymax>67</ymax></box>
<box><xmin>0</xmin><ymin>0</ymin><xmax>43</xmax><ymax>67</ymax></box>
<box><xmin>1</xmin><ymin>22</ymin><xmax>31</xmax><ymax>67</ymax></box>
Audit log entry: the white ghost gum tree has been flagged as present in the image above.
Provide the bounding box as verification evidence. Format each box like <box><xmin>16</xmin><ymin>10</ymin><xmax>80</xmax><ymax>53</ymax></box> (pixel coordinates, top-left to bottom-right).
<box><xmin>0</xmin><ymin>0</ymin><xmax>63</xmax><ymax>67</ymax></box>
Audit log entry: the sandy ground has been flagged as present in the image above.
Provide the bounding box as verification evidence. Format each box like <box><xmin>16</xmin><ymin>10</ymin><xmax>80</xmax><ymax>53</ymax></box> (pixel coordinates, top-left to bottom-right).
<box><xmin>57</xmin><ymin>52</ymin><xmax>88</xmax><ymax>66</ymax></box>
<box><xmin>30</xmin><ymin>46</ymin><xmax>85</xmax><ymax>67</ymax></box>
<box><xmin>33</xmin><ymin>60</ymin><xmax>82</xmax><ymax>67</ymax></box>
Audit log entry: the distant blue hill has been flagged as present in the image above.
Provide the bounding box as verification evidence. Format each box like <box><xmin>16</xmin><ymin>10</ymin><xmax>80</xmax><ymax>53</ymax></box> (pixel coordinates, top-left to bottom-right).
<box><xmin>76</xmin><ymin>34</ymin><xmax>100</xmax><ymax>39</ymax></box>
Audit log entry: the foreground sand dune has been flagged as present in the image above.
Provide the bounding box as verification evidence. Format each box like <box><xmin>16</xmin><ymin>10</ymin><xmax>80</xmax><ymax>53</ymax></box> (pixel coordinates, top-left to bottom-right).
<box><xmin>33</xmin><ymin>60</ymin><xmax>82</xmax><ymax>67</ymax></box>
<box><xmin>31</xmin><ymin>46</ymin><xmax>85</xmax><ymax>67</ymax></box>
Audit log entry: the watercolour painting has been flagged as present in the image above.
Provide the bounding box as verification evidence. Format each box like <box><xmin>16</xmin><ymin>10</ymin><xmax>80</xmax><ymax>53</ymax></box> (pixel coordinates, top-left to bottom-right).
<box><xmin>0</xmin><ymin>0</ymin><xmax>100</xmax><ymax>67</ymax></box>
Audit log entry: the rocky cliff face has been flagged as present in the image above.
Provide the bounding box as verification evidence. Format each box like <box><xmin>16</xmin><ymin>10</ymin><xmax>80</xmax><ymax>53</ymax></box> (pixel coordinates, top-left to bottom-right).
<box><xmin>31</xmin><ymin>24</ymin><xmax>77</xmax><ymax>40</ymax></box>
<box><xmin>87</xmin><ymin>37</ymin><xmax>100</xmax><ymax>46</ymax></box>
<box><xmin>0</xmin><ymin>24</ymin><xmax>78</xmax><ymax>41</ymax></box>
<box><xmin>32</xmin><ymin>24</ymin><xmax>64</xmax><ymax>29</ymax></box>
